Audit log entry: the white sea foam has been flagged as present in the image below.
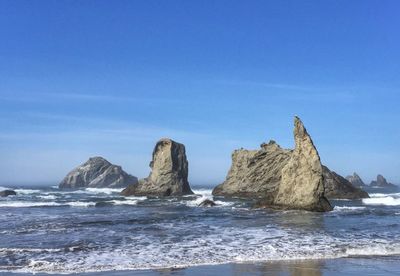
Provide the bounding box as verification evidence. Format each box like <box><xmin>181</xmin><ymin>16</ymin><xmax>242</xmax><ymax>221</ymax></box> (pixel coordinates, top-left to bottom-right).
<box><xmin>362</xmin><ymin>196</ymin><xmax>400</xmax><ymax>206</ymax></box>
<box><xmin>185</xmin><ymin>189</ymin><xmax>233</xmax><ymax>207</ymax></box>
<box><xmin>66</xmin><ymin>201</ymin><xmax>96</xmax><ymax>207</ymax></box>
<box><xmin>108</xmin><ymin>197</ymin><xmax>146</xmax><ymax>206</ymax></box>
<box><xmin>85</xmin><ymin>187</ymin><xmax>124</xmax><ymax>194</ymax></box>
<box><xmin>38</xmin><ymin>195</ymin><xmax>57</xmax><ymax>200</ymax></box>
<box><xmin>333</xmin><ymin>206</ymin><xmax>366</xmax><ymax>212</ymax></box>
<box><xmin>0</xmin><ymin>201</ymin><xmax>96</xmax><ymax>208</ymax></box>
<box><xmin>4</xmin><ymin>229</ymin><xmax>400</xmax><ymax>274</ymax></box>
<box><xmin>0</xmin><ymin>201</ymin><xmax>62</xmax><ymax>208</ymax></box>
<box><xmin>345</xmin><ymin>244</ymin><xmax>400</xmax><ymax>256</ymax></box>
<box><xmin>13</xmin><ymin>188</ymin><xmax>41</xmax><ymax>194</ymax></box>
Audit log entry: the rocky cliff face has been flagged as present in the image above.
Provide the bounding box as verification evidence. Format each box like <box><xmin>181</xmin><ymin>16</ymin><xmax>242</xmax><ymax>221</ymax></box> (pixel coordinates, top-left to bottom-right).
<box><xmin>370</xmin><ymin>174</ymin><xmax>397</xmax><ymax>188</ymax></box>
<box><xmin>212</xmin><ymin>141</ymin><xmax>291</xmax><ymax>198</ymax></box>
<box><xmin>324</xmin><ymin>167</ymin><xmax>369</xmax><ymax>199</ymax></box>
<box><xmin>59</xmin><ymin>157</ymin><xmax>138</xmax><ymax>189</ymax></box>
<box><xmin>121</xmin><ymin>138</ymin><xmax>194</xmax><ymax>197</ymax></box>
<box><xmin>345</xmin><ymin>173</ymin><xmax>366</xmax><ymax>187</ymax></box>
<box><xmin>271</xmin><ymin>117</ymin><xmax>332</xmax><ymax>212</ymax></box>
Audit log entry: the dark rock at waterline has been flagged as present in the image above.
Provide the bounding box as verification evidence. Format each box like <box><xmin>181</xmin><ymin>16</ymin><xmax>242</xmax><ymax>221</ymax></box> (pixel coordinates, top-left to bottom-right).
<box><xmin>122</xmin><ymin>138</ymin><xmax>194</xmax><ymax>197</ymax></box>
<box><xmin>59</xmin><ymin>157</ymin><xmax>138</xmax><ymax>189</ymax></box>
<box><xmin>370</xmin><ymin>174</ymin><xmax>398</xmax><ymax>188</ymax></box>
<box><xmin>0</xmin><ymin>190</ymin><xmax>16</xmax><ymax>197</ymax></box>
<box><xmin>323</xmin><ymin>167</ymin><xmax>369</xmax><ymax>199</ymax></box>
<box><xmin>198</xmin><ymin>199</ymin><xmax>217</xmax><ymax>207</ymax></box>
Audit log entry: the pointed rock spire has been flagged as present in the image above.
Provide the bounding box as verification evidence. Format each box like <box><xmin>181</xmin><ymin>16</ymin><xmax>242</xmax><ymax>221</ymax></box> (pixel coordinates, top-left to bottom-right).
<box><xmin>273</xmin><ymin>117</ymin><xmax>332</xmax><ymax>211</ymax></box>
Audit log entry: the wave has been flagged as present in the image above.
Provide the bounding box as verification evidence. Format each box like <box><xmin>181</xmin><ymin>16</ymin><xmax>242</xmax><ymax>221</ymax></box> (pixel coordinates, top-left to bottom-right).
<box><xmin>0</xmin><ymin>201</ymin><xmax>62</xmax><ymax>208</ymax></box>
<box><xmin>84</xmin><ymin>187</ymin><xmax>124</xmax><ymax>194</ymax></box>
<box><xmin>0</xmin><ymin>201</ymin><xmax>96</xmax><ymax>208</ymax></box>
<box><xmin>4</xmin><ymin>238</ymin><xmax>400</xmax><ymax>274</ymax></box>
<box><xmin>369</xmin><ymin>192</ymin><xmax>400</xmax><ymax>198</ymax></box>
<box><xmin>107</xmin><ymin>198</ymin><xmax>146</xmax><ymax>206</ymax></box>
<box><xmin>333</xmin><ymin>206</ymin><xmax>366</xmax><ymax>212</ymax></box>
<box><xmin>363</xmin><ymin>196</ymin><xmax>400</xmax><ymax>206</ymax></box>
<box><xmin>184</xmin><ymin>188</ymin><xmax>234</xmax><ymax>207</ymax></box>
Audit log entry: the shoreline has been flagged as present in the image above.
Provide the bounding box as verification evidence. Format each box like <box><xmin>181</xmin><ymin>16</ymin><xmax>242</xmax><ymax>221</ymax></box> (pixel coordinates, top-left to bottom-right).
<box><xmin>4</xmin><ymin>256</ymin><xmax>400</xmax><ymax>275</ymax></box>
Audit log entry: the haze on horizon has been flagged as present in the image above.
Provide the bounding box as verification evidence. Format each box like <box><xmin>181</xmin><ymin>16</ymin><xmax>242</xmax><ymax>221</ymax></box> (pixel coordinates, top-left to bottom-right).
<box><xmin>0</xmin><ymin>1</ymin><xmax>399</xmax><ymax>186</ymax></box>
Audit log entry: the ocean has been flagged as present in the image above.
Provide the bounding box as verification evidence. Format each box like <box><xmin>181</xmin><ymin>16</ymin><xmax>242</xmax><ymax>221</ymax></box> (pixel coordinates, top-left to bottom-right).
<box><xmin>0</xmin><ymin>185</ymin><xmax>400</xmax><ymax>275</ymax></box>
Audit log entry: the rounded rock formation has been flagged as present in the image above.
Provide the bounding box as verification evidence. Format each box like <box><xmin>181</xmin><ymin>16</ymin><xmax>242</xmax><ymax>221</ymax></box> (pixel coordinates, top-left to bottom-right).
<box><xmin>59</xmin><ymin>157</ymin><xmax>138</xmax><ymax>189</ymax></box>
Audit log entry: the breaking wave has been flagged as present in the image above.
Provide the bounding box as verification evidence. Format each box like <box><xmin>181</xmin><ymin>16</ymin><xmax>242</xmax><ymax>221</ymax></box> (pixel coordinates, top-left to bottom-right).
<box><xmin>363</xmin><ymin>193</ymin><xmax>400</xmax><ymax>206</ymax></box>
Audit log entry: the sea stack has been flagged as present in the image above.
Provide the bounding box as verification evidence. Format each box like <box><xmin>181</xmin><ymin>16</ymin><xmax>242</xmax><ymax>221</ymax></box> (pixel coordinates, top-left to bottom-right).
<box><xmin>323</xmin><ymin>167</ymin><xmax>369</xmax><ymax>199</ymax></box>
<box><xmin>121</xmin><ymin>138</ymin><xmax>194</xmax><ymax>196</ymax></box>
<box><xmin>271</xmin><ymin>117</ymin><xmax>332</xmax><ymax>211</ymax></box>
<box><xmin>346</xmin><ymin>172</ymin><xmax>366</xmax><ymax>188</ymax></box>
<box><xmin>370</xmin><ymin>174</ymin><xmax>397</xmax><ymax>188</ymax></box>
<box><xmin>213</xmin><ymin>116</ymin><xmax>367</xmax><ymax>208</ymax></box>
<box><xmin>59</xmin><ymin>157</ymin><xmax>138</xmax><ymax>189</ymax></box>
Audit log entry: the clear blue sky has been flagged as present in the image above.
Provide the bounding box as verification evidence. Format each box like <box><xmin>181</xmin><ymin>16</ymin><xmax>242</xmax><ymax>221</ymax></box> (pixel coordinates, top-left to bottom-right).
<box><xmin>1</xmin><ymin>0</ymin><xmax>399</xmax><ymax>186</ymax></box>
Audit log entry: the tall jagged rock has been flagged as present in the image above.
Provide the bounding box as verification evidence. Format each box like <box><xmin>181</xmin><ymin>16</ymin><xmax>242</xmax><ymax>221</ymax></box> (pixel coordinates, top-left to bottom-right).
<box><xmin>121</xmin><ymin>138</ymin><xmax>193</xmax><ymax>196</ymax></box>
<box><xmin>212</xmin><ymin>141</ymin><xmax>291</xmax><ymax>198</ymax></box>
<box><xmin>345</xmin><ymin>173</ymin><xmax>366</xmax><ymax>188</ymax></box>
<box><xmin>59</xmin><ymin>157</ymin><xmax>138</xmax><ymax>189</ymax></box>
<box><xmin>272</xmin><ymin>117</ymin><xmax>332</xmax><ymax>211</ymax></box>
<box><xmin>324</xmin><ymin>167</ymin><xmax>369</xmax><ymax>199</ymax></box>
<box><xmin>370</xmin><ymin>174</ymin><xmax>397</xmax><ymax>188</ymax></box>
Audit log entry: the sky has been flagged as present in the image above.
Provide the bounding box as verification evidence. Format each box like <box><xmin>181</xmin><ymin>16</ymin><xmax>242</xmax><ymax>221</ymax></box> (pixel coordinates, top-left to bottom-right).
<box><xmin>0</xmin><ymin>0</ymin><xmax>399</xmax><ymax>186</ymax></box>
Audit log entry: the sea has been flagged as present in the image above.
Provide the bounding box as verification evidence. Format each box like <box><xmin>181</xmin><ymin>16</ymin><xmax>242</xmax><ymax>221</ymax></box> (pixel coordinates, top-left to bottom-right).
<box><xmin>0</xmin><ymin>185</ymin><xmax>400</xmax><ymax>275</ymax></box>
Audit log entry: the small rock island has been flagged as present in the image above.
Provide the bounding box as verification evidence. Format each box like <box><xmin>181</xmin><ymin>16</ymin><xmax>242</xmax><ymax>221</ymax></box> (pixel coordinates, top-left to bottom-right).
<box><xmin>122</xmin><ymin>138</ymin><xmax>194</xmax><ymax>197</ymax></box>
<box><xmin>370</xmin><ymin>174</ymin><xmax>397</xmax><ymax>189</ymax></box>
<box><xmin>59</xmin><ymin>157</ymin><xmax>138</xmax><ymax>189</ymax></box>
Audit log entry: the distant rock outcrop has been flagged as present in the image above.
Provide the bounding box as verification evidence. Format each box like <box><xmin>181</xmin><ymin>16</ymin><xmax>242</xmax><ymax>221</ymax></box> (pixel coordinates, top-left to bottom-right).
<box><xmin>121</xmin><ymin>138</ymin><xmax>194</xmax><ymax>197</ymax></box>
<box><xmin>59</xmin><ymin>157</ymin><xmax>138</xmax><ymax>189</ymax></box>
<box><xmin>345</xmin><ymin>173</ymin><xmax>366</xmax><ymax>188</ymax></box>
<box><xmin>0</xmin><ymin>190</ymin><xmax>16</xmax><ymax>197</ymax></box>
<box><xmin>370</xmin><ymin>175</ymin><xmax>397</xmax><ymax>188</ymax></box>
<box><xmin>271</xmin><ymin>117</ymin><xmax>332</xmax><ymax>211</ymax></box>
<box><xmin>324</xmin><ymin>167</ymin><xmax>369</xmax><ymax>199</ymax></box>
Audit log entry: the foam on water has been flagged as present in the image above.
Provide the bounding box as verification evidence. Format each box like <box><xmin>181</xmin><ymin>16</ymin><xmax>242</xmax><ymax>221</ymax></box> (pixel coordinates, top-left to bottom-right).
<box><xmin>185</xmin><ymin>188</ymin><xmax>234</xmax><ymax>207</ymax></box>
<box><xmin>1</xmin><ymin>185</ymin><xmax>399</xmax><ymax>274</ymax></box>
<box><xmin>333</xmin><ymin>206</ymin><xmax>366</xmax><ymax>212</ymax></box>
<box><xmin>363</xmin><ymin>195</ymin><xmax>400</xmax><ymax>206</ymax></box>
<box><xmin>85</xmin><ymin>187</ymin><xmax>124</xmax><ymax>194</ymax></box>
<box><xmin>3</xmin><ymin>226</ymin><xmax>400</xmax><ymax>274</ymax></box>
<box><xmin>0</xmin><ymin>201</ymin><xmax>96</xmax><ymax>208</ymax></box>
